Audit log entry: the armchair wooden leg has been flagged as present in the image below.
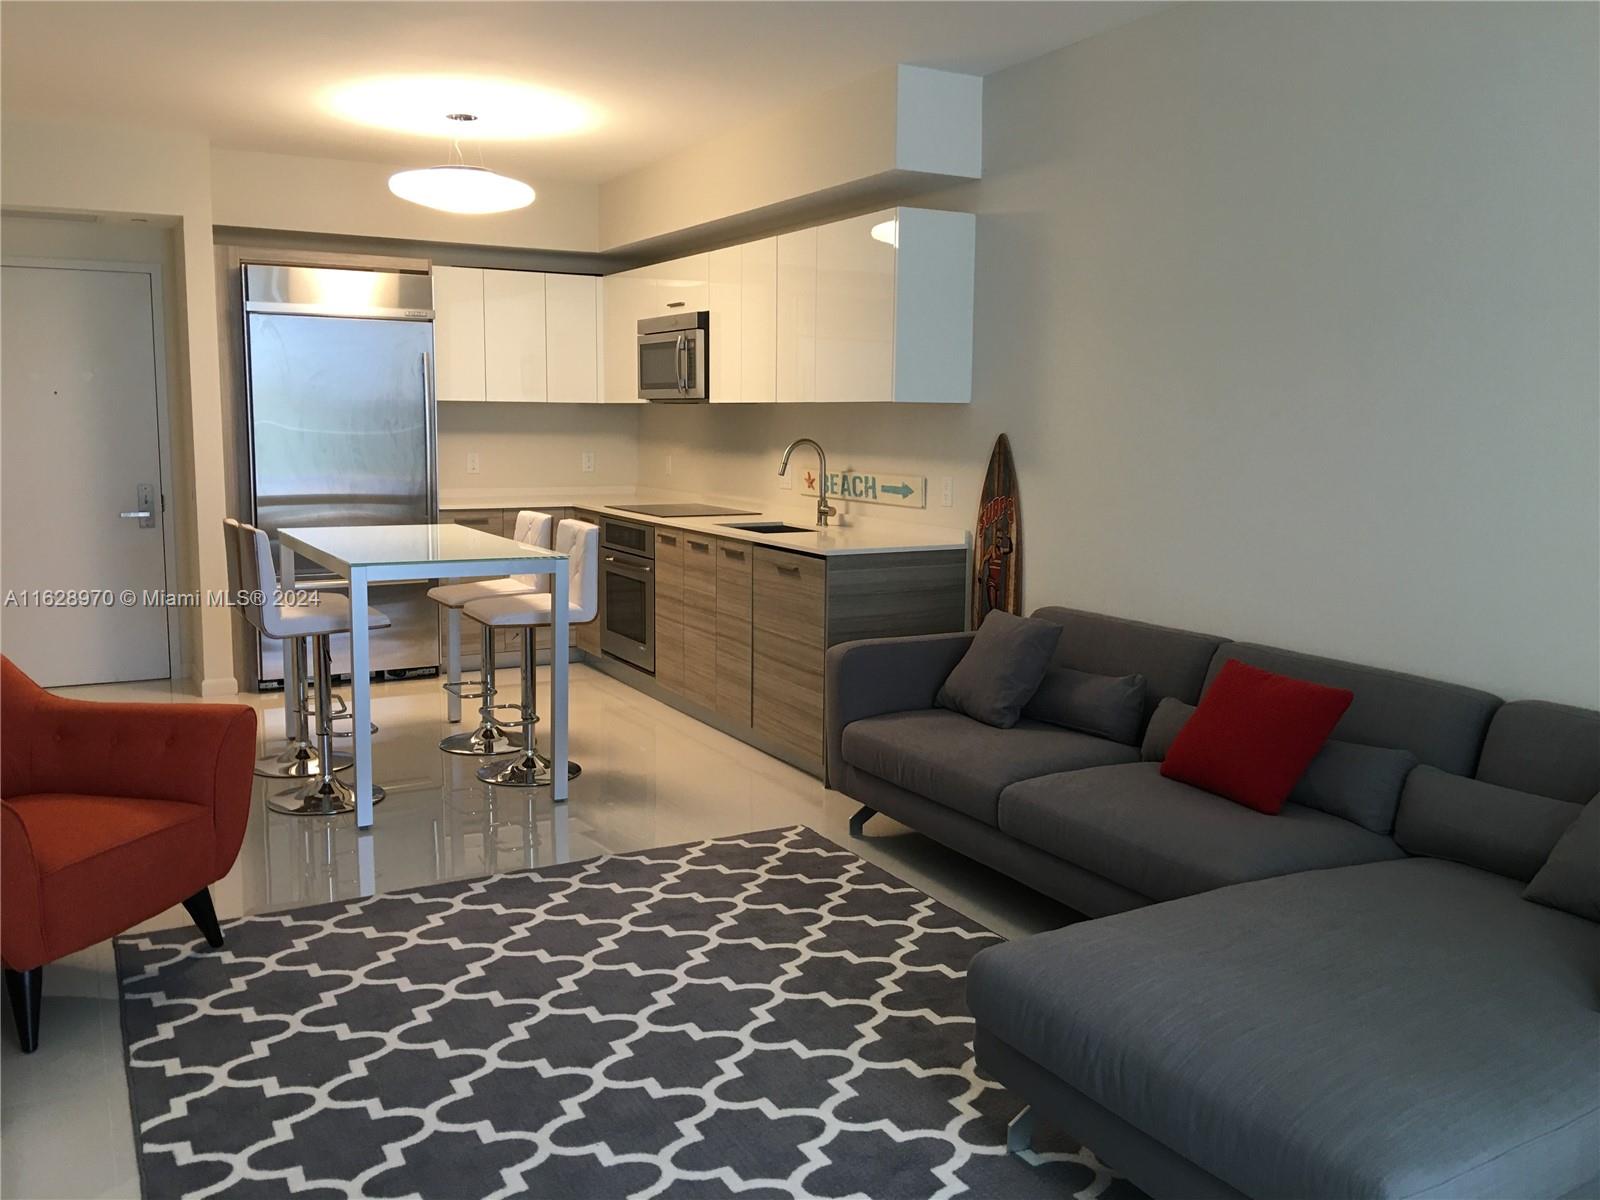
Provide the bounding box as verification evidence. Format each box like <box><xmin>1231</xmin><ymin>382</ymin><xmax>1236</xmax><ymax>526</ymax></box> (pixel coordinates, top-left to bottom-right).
<box><xmin>849</xmin><ymin>805</ymin><xmax>876</xmax><ymax>837</ymax></box>
<box><xmin>5</xmin><ymin>966</ymin><xmax>41</xmax><ymax>1054</ymax></box>
<box><xmin>182</xmin><ymin>888</ymin><xmax>224</xmax><ymax>949</ymax></box>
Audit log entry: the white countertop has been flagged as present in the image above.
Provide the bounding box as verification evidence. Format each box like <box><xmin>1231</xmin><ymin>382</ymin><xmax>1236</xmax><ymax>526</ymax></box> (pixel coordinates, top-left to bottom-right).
<box><xmin>438</xmin><ymin>488</ymin><xmax>969</xmax><ymax>557</ymax></box>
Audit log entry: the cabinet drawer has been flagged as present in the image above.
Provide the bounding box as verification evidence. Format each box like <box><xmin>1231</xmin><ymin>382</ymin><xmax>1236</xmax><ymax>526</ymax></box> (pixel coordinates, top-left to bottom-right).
<box><xmin>681</xmin><ymin>533</ymin><xmax>718</xmax><ymax>636</ymax></box>
<box><xmin>444</xmin><ymin>509</ymin><xmax>505</xmax><ymax>536</ymax></box>
<box><xmin>752</xmin><ymin>547</ymin><xmax>825</xmax><ymax>648</ymax></box>
<box><xmin>752</xmin><ymin>628</ymin><xmax>824</xmax><ymax>759</ymax></box>
<box><xmin>715</xmin><ymin>540</ymin><xmax>753</xmax><ymax>725</ymax></box>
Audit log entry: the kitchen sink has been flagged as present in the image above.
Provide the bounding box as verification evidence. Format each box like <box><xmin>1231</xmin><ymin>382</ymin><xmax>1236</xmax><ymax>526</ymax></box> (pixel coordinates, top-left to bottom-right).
<box><xmin>718</xmin><ymin>521</ymin><xmax>815</xmax><ymax>535</ymax></box>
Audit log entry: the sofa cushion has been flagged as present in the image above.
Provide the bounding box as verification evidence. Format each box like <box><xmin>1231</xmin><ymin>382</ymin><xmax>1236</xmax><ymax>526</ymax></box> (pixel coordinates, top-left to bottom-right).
<box><xmin>998</xmin><ymin>763</ymin><xmax>1404</xmax><ymax>900</ymax></box>
<box><xmin>967</xmin><ymin>858</ymin><xmax>1600</xmax><ymax>1200</ymax></box>
<box><xmin>1030</xmin><ymin>606</ymin><xmax>1226</xmax><ymax>709</ymax></box>
<box><xmin>1475</xmin><ymin>700</ymin><xmax>1600</xmax><ymax>804</ymax></box>
<box><xmin>1162</xmin><ymin>660</ymin><xmax>1353</xmax><ymax>814</ymax></box>
<box><xmin>1139</xmin><ymin>696</ymin><xmax>1195</xmax><ymax>761</ymax></box>
<box><xmin>1022</xmin><ymin>667</ymin><xmax>1146</xmax><ymax>745</ymax></box>
<box><xmin>1395</xmin><ymin>766</ymin><xmax>1582</xmax><ymax>881</ymax></box>
<box><xmin>936</xmin><ymin>610</ymin><xmax>1061</xmax><ymax>729</ymax></box>
<box><xmin>1143</xmin><ymin>698</ymin><xmax>1416</xmax><ymax>834</ymax></box>
<box><xmin>1203</xmin><ymin>643</ymin><xmax>1500</xmax><ymax>775</ymax></box>
<box><xmin>1524</xmin><ymin>797</ymin><xmax>1600</xmax><ymax>921</ymax></box>
<box><xmin>840</xmin><ymin>710</ymin><xmax>1136</xmax><ymax>826</ymax></box>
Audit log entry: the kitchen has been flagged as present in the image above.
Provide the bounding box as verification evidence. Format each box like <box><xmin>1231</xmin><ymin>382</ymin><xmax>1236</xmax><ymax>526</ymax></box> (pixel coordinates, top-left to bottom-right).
<box><xmin>221</xmin><ymin>199</ymin><xmax>979</xmax><ymax>777</ymax></box>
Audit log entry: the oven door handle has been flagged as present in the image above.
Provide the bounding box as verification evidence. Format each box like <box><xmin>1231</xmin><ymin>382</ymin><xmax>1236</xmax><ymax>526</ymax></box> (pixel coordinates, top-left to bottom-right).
<box><xmin>604</xmin><ymin>556</ymin><xmax>653</xmax><ymax>574</ymax></box>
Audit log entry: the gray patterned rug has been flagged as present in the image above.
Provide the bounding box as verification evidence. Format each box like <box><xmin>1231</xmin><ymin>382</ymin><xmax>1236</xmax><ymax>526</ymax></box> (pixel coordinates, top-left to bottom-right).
<box><xmin>117</xmin><ymin>825</ymin><xmax>1136</xmax><ymax>1199</ymax></box>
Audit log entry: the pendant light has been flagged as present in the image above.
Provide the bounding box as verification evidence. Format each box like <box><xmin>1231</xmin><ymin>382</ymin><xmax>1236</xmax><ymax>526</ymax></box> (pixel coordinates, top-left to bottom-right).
<box><xmin>388</xmin><ymin>114</ymin><xmax>535</xmax><ymax>215</ymax></box>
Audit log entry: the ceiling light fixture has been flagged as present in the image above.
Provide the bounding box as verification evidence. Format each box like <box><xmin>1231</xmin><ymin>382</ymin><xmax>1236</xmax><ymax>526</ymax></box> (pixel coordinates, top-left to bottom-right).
<box><xmin>387</xmin><ymin>113</ymin><xmax>535</xmax><ymax>215</ymax></box>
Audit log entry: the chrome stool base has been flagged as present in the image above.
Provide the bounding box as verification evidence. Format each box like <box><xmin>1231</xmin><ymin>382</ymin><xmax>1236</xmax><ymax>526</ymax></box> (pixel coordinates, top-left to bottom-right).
<box><xmin>254</xmin><ymin>746</ymin><xmax>353</xmax><ymax>779</ymax></box>
<box><xmin>476</xmin><ymin>753</ymin><xmax>552</xmax><ymax>788</ymax></box>
<box><xmin>268</xmin><ymin>776</ymin><xmax>386</xmax><ymax>817</ymax></box>
<box><xmin>440</xmin><ymin>722</ymin><xmax>522</xmax><ymax>757</ymax></box>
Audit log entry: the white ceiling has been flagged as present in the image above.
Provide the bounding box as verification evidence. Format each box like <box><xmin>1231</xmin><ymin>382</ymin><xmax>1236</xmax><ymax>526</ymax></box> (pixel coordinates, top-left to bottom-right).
<box><xmin>0</xmin><ymin>1</ymin><xmax>1162</xmax><ymax>184</ymax></box>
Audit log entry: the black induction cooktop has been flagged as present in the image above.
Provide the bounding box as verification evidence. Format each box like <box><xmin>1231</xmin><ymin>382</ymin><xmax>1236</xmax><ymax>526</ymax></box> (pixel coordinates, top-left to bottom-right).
<box><xmin>610</xmin><ymin>503</ymin><xmax>761</xmax><ymax>518</ymax></box>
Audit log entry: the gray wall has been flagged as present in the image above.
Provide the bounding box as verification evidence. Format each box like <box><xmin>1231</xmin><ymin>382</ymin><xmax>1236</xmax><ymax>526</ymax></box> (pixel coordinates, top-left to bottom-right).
<box><xmin>638</xmin><ymin>1</ymin><xmax>1600</xmax><ymax>705</ymax></box>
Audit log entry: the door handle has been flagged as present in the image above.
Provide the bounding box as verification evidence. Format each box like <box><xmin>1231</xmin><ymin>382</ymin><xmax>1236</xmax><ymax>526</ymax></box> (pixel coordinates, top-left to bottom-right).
<box><xmin>121</xmin><ymin>484</ymin><xmax>157</xmax><ymax>528</ymax></box>
<box><xmin>676</xmin><ymin>333</ymin><xmax>688</xmax><ymax>393</ymax></box>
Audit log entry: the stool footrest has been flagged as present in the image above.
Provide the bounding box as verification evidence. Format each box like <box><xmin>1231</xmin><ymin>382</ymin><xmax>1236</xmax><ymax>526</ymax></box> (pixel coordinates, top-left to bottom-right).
<box><xmin>442</xmin><ymin>681</ymin><xmax>485</xmax><ymax>699</ymax></box>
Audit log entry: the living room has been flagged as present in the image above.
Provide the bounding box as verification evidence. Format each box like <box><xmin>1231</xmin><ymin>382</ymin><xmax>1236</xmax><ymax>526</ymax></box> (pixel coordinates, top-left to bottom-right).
<box><xmin>1</xmin><ymin>3</ymin><xmax>1595</xmax><ymax>1199</ymax></box>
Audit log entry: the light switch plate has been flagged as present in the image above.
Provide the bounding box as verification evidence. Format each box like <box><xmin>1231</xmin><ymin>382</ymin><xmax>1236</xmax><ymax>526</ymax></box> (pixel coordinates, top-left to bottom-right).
<box><xmin>466</xmin><ymin>451</ymin><xmax>481</xmax><ymax>475</ymax></box>
<box><xmin>582</xmin><ymin>450</ymin><xmax>595</xmax><ymax>473</ymax></box>
<box><xmin>940</xmin><ymin>476</ymin><xmax>953</xmax><ymax>507</ymax></box>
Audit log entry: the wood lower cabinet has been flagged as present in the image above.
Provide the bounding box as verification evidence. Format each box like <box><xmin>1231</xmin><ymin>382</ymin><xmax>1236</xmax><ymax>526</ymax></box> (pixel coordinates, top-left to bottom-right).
<box><xmin>653</xmin><ymin>528</ymin><xmax>685</xmax><ymax>693</ymax></box>
<box><xmin>714</xmin><ymin>540</ymin><xmax>753</xmax><ymax>725</ymax></box>
<box><xmin>680</xmin><ymin>533</ymin><xmax>718</xmax><ymax>709</ymax></box>
<box><xmin>641</xmin><ymin>524</ymin><xmax>966</xmax><ymax>774</ymax></box>
<box><xmin>752</xmin><ymin>547</ymin><xmax>827</xmax><ymax>760</ymax></box>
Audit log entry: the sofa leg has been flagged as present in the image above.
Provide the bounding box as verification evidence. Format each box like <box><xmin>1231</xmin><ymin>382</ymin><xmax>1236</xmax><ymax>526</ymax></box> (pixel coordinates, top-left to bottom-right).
<box><xmin>848</xmin><ymin>805</ymin><xmax>876</xmax><ymax>837</ymax></box>
<box><xmin>4</xmin><ymin>966</ymin><xmax>41</xmax><ymax>1054</ymax></box>
<box><xmin>1006</xmin><ymin>1105</ymin><xmax>1034</xmax><ymax>1155</ymax></box>
<box><xmin>182</xmin><ymin>888</ymin><xmax>225</xmax><ymax>949</ymax></box>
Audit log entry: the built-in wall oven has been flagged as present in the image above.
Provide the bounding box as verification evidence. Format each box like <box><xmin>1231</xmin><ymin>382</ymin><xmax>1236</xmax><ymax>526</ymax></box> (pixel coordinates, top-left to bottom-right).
<box><xmin>599</xmin><ymin>516</ymin><xmax>655</xmax><ymax>673</ymax></box>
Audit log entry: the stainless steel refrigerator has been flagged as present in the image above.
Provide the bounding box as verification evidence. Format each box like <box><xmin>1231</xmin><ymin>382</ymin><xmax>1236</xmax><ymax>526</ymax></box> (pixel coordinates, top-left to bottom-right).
<box><xmin>242</xmin><ymin>263</ymin><xmax>439</xmax><ymax>688</ymax></box>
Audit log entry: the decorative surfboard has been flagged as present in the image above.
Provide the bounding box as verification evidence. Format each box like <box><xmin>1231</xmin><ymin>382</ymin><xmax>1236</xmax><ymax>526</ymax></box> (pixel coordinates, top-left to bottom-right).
<box><xmin>972</xmin><ymin>434</ymin><xmax>1022</xmax><ymax>629</ymax></box>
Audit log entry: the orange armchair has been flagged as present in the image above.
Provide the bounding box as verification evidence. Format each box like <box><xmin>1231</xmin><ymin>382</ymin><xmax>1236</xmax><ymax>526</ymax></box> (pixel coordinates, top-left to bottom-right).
<box><xmin>1</xmin><ymin>656</ymin><xmax>255</xmax><ymax>1052</ymax></box>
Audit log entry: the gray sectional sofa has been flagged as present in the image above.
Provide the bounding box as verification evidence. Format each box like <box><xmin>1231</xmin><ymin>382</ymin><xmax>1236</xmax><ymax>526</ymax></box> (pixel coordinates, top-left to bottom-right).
<box><xmin>824</xmin><ymin>607</ymin><xmax>1600</xmax><ymax>1200</ymax></box>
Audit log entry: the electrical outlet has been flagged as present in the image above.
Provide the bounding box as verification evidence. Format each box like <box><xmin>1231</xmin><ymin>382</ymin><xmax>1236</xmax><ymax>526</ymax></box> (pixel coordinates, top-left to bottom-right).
<box><xmin>665</xmin><ymin>454</ymin><xmax>673</xmax><ymax>477</ymax></box>
<box><xmin>466</xmin><ymin>451</ymin><xmax>481</xmax><ymax>476</ymax></box>
<box><xmin>778</xmin><ymin>470</ymin><xmax>793</xmax><ymax>491</ymax></box>
<box><xmin>940</xmin><ymin>476</ymin><xmax>954</xmax><ymax>507</ymax></box>
<box><xmin>581</xmin><ymin>450</ymin><xmax>595</xmax><ymax>473</ymax></box>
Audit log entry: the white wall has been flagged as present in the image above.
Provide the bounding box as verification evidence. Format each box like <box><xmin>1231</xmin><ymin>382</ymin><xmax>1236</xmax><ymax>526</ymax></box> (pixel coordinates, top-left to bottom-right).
<box><xmin>639</xmin><ymin>2</ymin><xmax>1600</xmax><ymax>705</ymax></box>
<box><xmin>437</xmin><ymin>402</ymin><xmax>640</xmax><ymax>493</ymax></box>
<box><xmin>211</xmin><ymin>148</ymin><xmax>600</xmax><ymax>252</ymax></box>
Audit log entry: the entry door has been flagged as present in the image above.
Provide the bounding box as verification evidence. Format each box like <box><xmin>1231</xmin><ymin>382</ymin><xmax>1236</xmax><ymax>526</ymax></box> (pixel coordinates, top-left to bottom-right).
<box><xmin>1</xmin><ymin>264</ymin><xmax>171</xmax><ymax>686</ymax></box>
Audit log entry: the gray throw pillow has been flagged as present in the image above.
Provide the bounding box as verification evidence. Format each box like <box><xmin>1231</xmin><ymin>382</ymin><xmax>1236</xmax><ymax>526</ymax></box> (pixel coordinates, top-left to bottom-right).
<box><xmin>1289</xmin><ymin>741</ymin><xmax>1417</xmax><ymax>834</ymax></box>
<box><xmin>1524</xmin><ymin>797</ymin><xmax>1600</xmax><ymax>922</ymax></box>
<box><xmin>1024</xmin><ymin>667</ymin><xmax>1147</xmax><ymax>745</ymax></box>
<box><xmin>936</xmin><ymin>611</ymin><xmax>1062</xmax><ymax>729</ymax></box>
<box><xmin>1140</xmin><ymin>697</ymin><xmax>1195</xmax><ymax>762</ymax></box>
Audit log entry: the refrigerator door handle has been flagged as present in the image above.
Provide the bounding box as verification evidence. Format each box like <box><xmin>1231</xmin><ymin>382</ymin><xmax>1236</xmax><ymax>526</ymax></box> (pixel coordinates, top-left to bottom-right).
<box><xmin>422</xmin><ymin>350</ymin><xmax>438</xmax><ymax>520</ymax></box>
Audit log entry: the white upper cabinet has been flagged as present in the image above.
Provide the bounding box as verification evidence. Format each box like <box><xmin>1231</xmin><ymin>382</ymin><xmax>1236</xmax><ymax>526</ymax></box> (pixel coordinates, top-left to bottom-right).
<box><xmin>708</xmin><ymin>246</ymin><xmax>742</xmax><ymax>404</ymax></box>
<box><xmin>483</xmin><ymin>268</ymin><xmax>547</xmax><ymax>403</ymax></box>
<box><xmin>646</xmin><ymin>253</ymin><xmax>710</xmax><ymax>317</ymax></box>
<box><xmin>889</xmin><ymin>208</ymin><xmax>976</xmax><ymax>405</ymax></box>
<box><xmin>431</xmin><ymin>266</ymin><xmax>485</xmax><ymax>403</ymax></box>
<box><xmin>739</xmin><ymin>238</ymin><xmax>778</xmax><ymax>404</ymax></box>
<box><xmin>775</xmin><ymin>228</ymin><xmax>817</xmax><ymax>404</ymax></box>
<box><xmin>815</xmin><ymin>212</ymin><xmax>895</xmax><ymax>404</ymax></box>
<box><xmin>601</xmin><ymin>267</ymin><xmax>651</xmax><ymax>403</ymax></box>
<box><xmin>545</xmin><ymin>274</ymin><xmax>600</xmax><ymax>404</ymax></box>
<box><xmin>434</xmin><ymin>266</ymin><xmax>604</xmax><ymax>404</ymax></box>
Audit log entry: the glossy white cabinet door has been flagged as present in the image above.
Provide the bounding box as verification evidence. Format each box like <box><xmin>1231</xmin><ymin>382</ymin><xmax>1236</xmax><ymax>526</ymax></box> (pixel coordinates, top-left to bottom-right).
<box><xmin>483</xmin><ymin>268</ymin><xmax>547</xmax><ymax>403</ymax></box>
<box><xmin>649</xmin><ymin>253</ymin><xmax>709</xmax><ymax>316</ymax></box>
<box><xmin>775</xmin><ymin>229</ymin><xmax>817</xmax><ymax>404</ymax></box>
<box><xmin>816</xmin><ymin>210</ymin><xmax>895</xmax><ymax>404</ymax></box>
<box><xmin>546</xmin><ymin>274</ymin><xmax>600</xmax><ymax>404</ymax></box>
<box><xmin>739</xmin><ymin>238</ymin><xmax>778</xmax><ymax>404</ymax></box>
<box><xmin>708</xmin><ymin>245</ymin><xmax>741</xmax><ymax>403</ymax></box>
<box><xmin>602</xmin><ymin>268</ymin><xmax>650</xmax><ymax>403</ymax></box>
<box><xmin>893</xmin><ymin>208</ymin><xmax>976</xmax><ymax>405</ymax></box>
<box><xmin>431</xmin><ymin>265</ymin><xmax>486</xmax><ymax>402</ymax></box>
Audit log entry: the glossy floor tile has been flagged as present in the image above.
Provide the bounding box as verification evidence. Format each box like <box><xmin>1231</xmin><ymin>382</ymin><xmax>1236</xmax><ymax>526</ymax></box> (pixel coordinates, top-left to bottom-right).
<box><xmin>0</xmin><ymin>664</ymin><xmax>1074</xmax><ymax>1199</ymax></box>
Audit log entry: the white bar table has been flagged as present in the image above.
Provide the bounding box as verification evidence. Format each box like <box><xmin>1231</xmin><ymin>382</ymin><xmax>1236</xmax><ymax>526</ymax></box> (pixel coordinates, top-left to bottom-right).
<box><xmin>276</xmin><ymin>524</ymin><xmax>570</xmax><ymax>829</ymax></box>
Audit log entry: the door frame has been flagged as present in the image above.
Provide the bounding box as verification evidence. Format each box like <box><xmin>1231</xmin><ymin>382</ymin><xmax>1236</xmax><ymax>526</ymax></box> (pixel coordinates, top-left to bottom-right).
<box><xmin>1</xmin><ymin>255</ymin><xmax>181</xmax><ymax>682</ymax></box>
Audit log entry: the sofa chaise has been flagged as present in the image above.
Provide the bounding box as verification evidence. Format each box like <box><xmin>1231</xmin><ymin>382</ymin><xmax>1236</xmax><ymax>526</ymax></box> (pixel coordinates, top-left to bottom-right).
<box><xmin>824</xmin><ymin>607</ymin><xmax>1599</xmax><ymax>1199</ymax></box>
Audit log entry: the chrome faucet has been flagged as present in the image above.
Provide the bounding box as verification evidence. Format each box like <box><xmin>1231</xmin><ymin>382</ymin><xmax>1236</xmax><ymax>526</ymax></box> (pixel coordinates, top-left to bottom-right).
<box><xmin>779</xmin><ymin>437</ymin><xmax>837</xmax><ymax>527</ymax></box>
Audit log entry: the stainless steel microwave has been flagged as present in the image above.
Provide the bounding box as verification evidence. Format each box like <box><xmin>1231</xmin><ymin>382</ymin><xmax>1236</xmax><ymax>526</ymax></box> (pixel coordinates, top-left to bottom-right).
<box><xmin>637</xmin><ymin>311</ymin><xmax>709</xmax><ymax>401</ymax></box>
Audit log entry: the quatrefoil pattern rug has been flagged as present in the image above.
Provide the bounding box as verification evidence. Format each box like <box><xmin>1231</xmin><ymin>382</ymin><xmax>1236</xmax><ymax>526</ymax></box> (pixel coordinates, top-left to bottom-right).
<box><xmin>118</xmin><ymin>825</ymin><xmax>1136</xmax><ymax>1199</ymax></box>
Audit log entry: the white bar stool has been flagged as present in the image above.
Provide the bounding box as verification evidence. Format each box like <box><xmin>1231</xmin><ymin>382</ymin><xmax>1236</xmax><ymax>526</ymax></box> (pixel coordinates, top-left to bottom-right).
<box><xmin>235</xmin><ymin>521</ymin><xmax>393</xmax><ymax>816</ymax></box>
<box><xmin>431</xmin><ymin>509</ymin><xmax>552</xmax><ymax>757</ymax></box>
<box><xmin>225</xmin><ymin>519</ymin><xmax>334</xmax><ymax>780</ymax></box>
<box><xmin>462</xmin><ymin>518</ymin><xmax>598</xmax><ymax>789</ymax></box>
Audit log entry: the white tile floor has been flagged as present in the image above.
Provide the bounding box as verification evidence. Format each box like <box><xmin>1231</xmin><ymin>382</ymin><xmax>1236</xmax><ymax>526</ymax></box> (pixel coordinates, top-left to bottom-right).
<box><xmin>0</xmin><ymin>663</ymin><xmax>1074</xmax><ymax>1199</ymax></box>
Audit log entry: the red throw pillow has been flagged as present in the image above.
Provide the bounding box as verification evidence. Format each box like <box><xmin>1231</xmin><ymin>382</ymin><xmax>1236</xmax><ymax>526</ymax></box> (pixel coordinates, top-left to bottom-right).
<box><xmin>1161</xmin><ymin>660</ymin><xmax>1354</xmax><ymax>814</ymax></box>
